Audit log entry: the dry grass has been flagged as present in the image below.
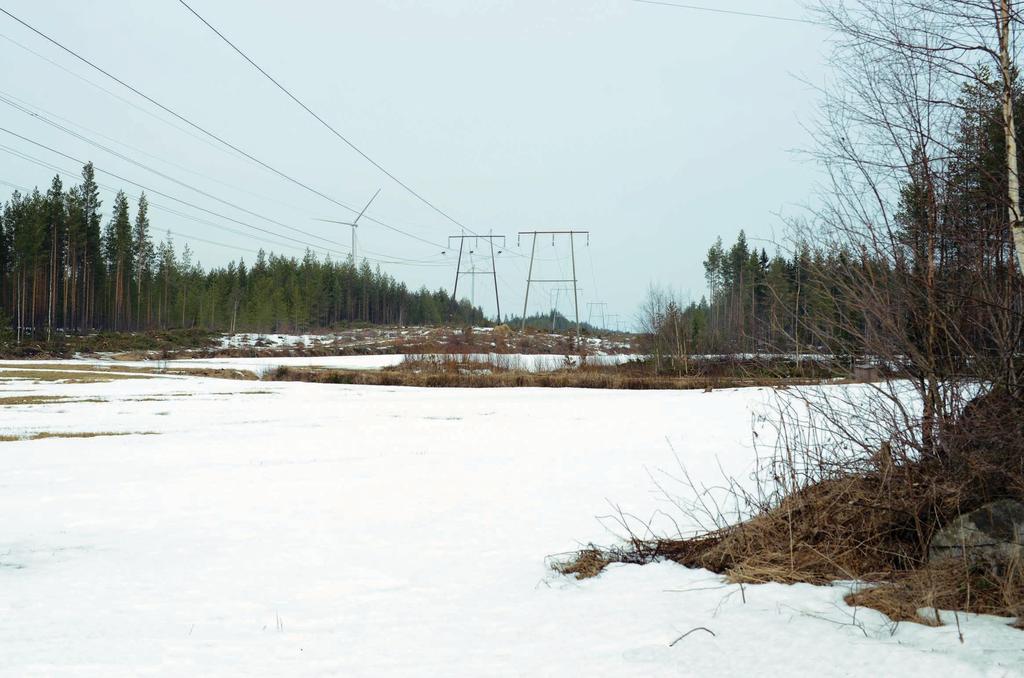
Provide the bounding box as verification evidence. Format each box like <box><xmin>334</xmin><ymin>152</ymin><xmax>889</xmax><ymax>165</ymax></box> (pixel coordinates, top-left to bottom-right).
<box><xmin>0</xmin><ymin>363</ymin><xmax>144</xmax><ymax>372</ymax></box>
<box><xmin>0</xmin><ymin>431</ymin><xmax>158</xmax><ymax>442</ymax></box>
<box><xmin>264</xmin><ymin>363</ymin><xmax>839</xmax><ymax>390</ymax></box>
<box><xmin>160</xmin><ymin>367</ymin><xmax>259</xmax><ymax>381</ymax></box>
<box><xmin>107</xmin><ymin>351</ymin><xmax>152</xmax><ymax>361</ymax></box>
<box><xmin>0</xmin><ymin>362</ymin><xmax>261</xmax><ymax>382</ymax></box>
<box><xmin>650</xmin><ymin>472</ymin><xmax>955</xmax><ymax>585</ymax></box>
<box><xmin>557</xmin><ymin>463</ymin><xmax>1023</xmax><ymax>624</ymax></box>
<box><xmin>196</xmin><ymin>368</ymin><xmax>258</xmax><ymax>381</ymax></box>
<box><xmin>0</xmin><ymin>368</ymin><xmax>151</xmax><ymax>383</ymax></box>
<box><xmin>0</xmin><ymin>395</ymin><xmax>107</xmax><ymax>406</ymax></box>
<box><xmin>846</xmin><ymin>559</ymin><xmax>1024</xmax><ymax>625</ymax></box>
<box><xmin>0</xmin><ymin>395</ymin><xmax>70</xmax><ymax>406</ymax></box>
<box><xmin>553</xmin><ymin>547</ymin><xmax>613</xmax><ymax>580</ymax></box>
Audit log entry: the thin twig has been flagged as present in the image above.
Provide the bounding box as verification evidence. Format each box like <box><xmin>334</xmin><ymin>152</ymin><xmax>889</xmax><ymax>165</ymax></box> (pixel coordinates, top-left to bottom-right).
<box><xmin>668</xmin><ymin>626</ymin><xmax>716</xmax><ymax>647</ymax></box>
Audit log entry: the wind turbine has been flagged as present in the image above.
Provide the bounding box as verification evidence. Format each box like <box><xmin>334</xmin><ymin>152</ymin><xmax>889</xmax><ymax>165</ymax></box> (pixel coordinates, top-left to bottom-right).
<box><xmin>315</xmin><ymin>189</ymin><xmax>381</xmax><ymax>263</ymax></box>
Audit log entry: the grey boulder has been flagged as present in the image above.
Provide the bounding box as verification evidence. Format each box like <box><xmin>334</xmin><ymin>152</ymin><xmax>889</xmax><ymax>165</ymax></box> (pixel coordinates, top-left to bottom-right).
<box><xmin>929</xmin><ymin>499</ymin><xmax>1024</xmax><ymax>573</ymax></box>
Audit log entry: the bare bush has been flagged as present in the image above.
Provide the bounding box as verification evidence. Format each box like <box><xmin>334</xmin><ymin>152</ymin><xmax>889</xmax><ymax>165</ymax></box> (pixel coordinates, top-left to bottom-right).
<box><xmin>562</xmin><ymin>0</ymin><xmax>1024</xmax><ymax>626</ymax></box>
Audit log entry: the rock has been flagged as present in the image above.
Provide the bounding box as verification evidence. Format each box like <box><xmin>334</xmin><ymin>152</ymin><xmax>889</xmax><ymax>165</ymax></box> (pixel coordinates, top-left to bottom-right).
<box><xmin>929</xmin><ymin>499</ymin><xmax>1024</xmax><ymax>573</ymax></box>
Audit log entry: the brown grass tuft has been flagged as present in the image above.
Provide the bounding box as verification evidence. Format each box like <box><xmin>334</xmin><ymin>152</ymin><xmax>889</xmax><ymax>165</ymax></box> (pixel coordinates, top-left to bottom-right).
<box><xmin>553</xmin><ymin>548</ymin><xmax>614</xmax><ymax>579</ymax></box>
<box><xmin>0</xmin><ymin>395</ymin><xmax>70</xmax><ymax>406</ymax></box>
<box><xmin>0</xmin><ymin>395</ymin><xmax>106</xmax><ymax>406</ymax></box>
<box><xmin>653</xmin><ymin>472</ymin><xmax>955</xmax><ymax>585</ymax></box>
<box><xmin>0</xmin><ymin>431</ymin><xmax>159</xmax><ymax>442</ymax></box>
<box><xmin>0</xmin><ymin>368</ymin><xmax>150</xmax><ymax>383</ymax></box>
<box><xmin>845</xmin><ymin>558</ymin><xmax>1024</xmax><ymax>624</ymax></box>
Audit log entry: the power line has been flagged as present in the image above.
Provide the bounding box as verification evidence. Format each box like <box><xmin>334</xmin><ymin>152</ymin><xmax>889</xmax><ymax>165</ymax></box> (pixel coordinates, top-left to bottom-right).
<box><xmin>2</xmin><ymin>14</ymin><xmax>531</xmax><ymax>262</ymax></box>
<box><xmin>0</xmin><ymin>144</ymin><xmax>453</xmax><ymax>271</ymax></box>
<box><xmin>177</xmin><ymin>0</ymin><xmax>476</xmax><ymax>236</ymax></box>
<box><xmin>0</xmin><ymin>167</ymin><xmax>417</xmax><ymax>263</ymax></box>
<box><xmin>0</xmin><ymin>139</ymin><xmax>338</xmax><ymax>258</ymax></box>
<box><xmin>0</xmin><ymin>160</ymin><xmax>302</xmax><ymax>256</ymax></box>
<box><xmin>0</xmin><ymin>85</ymin><xmax>314</xmax><ymax>218</ymax></box>
<box><xmin>0</xmin><ymin>6</ymin><xmax>448</xmax><ymax>251</ymax></box>
<box><xmin>632</xmin><ymin>0</ymin><xmax>818</xmax><ymax>25</ymax></box>
<box><xmin>0</xmin><ymin>127</ymin><xmax>346</xmax><ymax>255</ymax></box>
<box><xmin>0</xmin><ymin>32</ymin><xmax>249</xmax><ymax>162</ymax></box>
<box><xmin>0</xmin><ymin>91</ymin><xmax>447</xmax><ymax>265</ymax></box>
<box><xmin>0</xmin><ymin>92</ymin><xmax>348</xmax><ymax>248</ymax></box>
<box><xmin>1</xmin><ymin>172</ymin><xmax>265</xmax><ymax>256</ymax></box>
<box><xmin>0</xmin><ymin>128</ymin><xmax>447</xmax><ymax>267</ymax></box>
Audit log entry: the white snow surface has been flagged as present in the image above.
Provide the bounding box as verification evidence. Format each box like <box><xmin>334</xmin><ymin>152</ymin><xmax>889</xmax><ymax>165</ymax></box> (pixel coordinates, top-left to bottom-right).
<box><xmin>0</xmin><ymin>370</ymin><xmax>1019</xmax><ymax>676</ymax></box>
<box><xmin>1</xmin><ymin>353</ymin><xmax>641</xmax><ymax>377</ymax></box>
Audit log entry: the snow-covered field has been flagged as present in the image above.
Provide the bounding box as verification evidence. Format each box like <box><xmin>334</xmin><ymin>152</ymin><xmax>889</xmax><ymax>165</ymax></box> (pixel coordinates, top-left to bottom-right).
<box><xmin>161</xmin><ymin>352</ymin><xmax>636</xmax><ymax>376</ymax></box>
<box><xmin>0</xmin><ymin>355</ymin><xmax>409</xmax><ymax>376</ymax></box>
<box><xmin>0</xmin><ymin>368</ymin><xmax>1019</xmax><ymax>676</ymax></box>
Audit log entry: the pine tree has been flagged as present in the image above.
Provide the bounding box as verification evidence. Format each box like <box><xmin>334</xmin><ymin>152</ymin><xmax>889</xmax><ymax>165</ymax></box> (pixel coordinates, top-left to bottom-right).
<box><xmin>132</xmin><ymin>193</ymin><xmax>153</xmax><ymax>328</ymax></box>
<box><xmin>44</xmin><ymin>175</ymin><xmax>65</xmax><ymax>336</ymax></box>
<box><xmin>80</xmin><ymin>163</ymin><xmax>102</xmax><ymax>329</ymax></box>
<box><xmin>106</xmin><ymin>191</ymin><xmax>133</xmax><ymax>330</ymax></box>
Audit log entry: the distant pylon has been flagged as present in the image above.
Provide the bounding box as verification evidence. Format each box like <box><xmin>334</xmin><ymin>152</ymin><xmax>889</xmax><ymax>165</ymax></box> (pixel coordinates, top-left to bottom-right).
<box><xmin>447</xmin><ymin>233</ymin><xmax>505</xmax><ymax>320</ymax></box>
<box><xmin>518</xmin><ymin>230</ymin><xmax>590</xmax><ymax>340</ymax></box>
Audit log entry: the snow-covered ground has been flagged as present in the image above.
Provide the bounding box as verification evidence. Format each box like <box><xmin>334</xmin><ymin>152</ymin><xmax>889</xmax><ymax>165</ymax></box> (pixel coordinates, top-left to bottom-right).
<box><xmin>0</xmin><ymin>369</ymin><xmax>1019</xmax><ymax>676</ymax></box>
<box><xmin>216</xmin><ymin>330</ymin><xmax>634</xmax><ymax>356</ymax></box>
<box><xmin>0</xmin><ymin>355</ymin><xmax>409</xmax><ymax>376</ymax></box>
<box><xmin>217</xmin><ymin>331</ymin><xmax>416</xmax><ymax>352</ymax></box>
<box><xmin>161</xmin><ymin>352</ymin><xmax>636</xmax><ymax>376</ymax></box>
<box><xmin>212</xmin><ymin>329</ymin><xmax>634</xmax><ymax>358</ymax></box>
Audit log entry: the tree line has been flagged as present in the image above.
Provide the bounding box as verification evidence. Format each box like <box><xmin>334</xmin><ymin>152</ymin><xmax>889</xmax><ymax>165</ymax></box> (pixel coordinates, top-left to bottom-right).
<box><xmin>642</xmin><ymin>231</ymin><xmax>859</xmax><ymax>359</ymax></box>
<box><xmin>644</xmin><ymin>67</ymin><xmax>1024</xmax><ymax>369</ymax></box>
<box><xmin>0</xmin><ymin>163</ymin><xmax>483</xmax><ymax>339</ymax></box>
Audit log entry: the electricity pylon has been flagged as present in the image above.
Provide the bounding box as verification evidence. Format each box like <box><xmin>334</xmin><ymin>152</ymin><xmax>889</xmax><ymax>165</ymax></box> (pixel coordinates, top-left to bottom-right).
<box><xmin>518</xmin><ymin>230</ymin><xmax>589</xmax><ymax>339</ymax></box>
<box><xmin>550</xmin><ymin>286</ymin><xmax>583</xmax><ymax>331</ymax></box>
<box><xmin>446</xmin><ymin>233</ymin><xmax>505</xmax><ymax>321</ymax></box>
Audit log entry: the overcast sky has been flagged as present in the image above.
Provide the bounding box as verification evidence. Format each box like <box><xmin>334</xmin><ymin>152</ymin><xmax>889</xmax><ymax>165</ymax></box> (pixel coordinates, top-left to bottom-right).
<box><xmin>0</xmin><ymin>1</ymin><xmax>829</xmax><ymax>327</ymax></box>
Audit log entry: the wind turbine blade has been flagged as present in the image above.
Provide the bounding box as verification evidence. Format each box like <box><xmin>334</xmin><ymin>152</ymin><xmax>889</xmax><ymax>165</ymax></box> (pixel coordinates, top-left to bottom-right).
<box><xmin>352</xmin><ymin>188</ymin><xmax>382</xmax><ymax>227</ymax></box>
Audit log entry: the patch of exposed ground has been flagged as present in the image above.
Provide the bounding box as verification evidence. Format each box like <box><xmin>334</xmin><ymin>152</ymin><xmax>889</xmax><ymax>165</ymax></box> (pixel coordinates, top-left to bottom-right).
<box><xmin>0</xmin><ymin>368</ymin><xmax>152</xmax><ymax>383</ymax></box>
<box><xmin>0</xmin><ymin>431</ymin><xmax>159</xmax><ymax>442</ymax></box>
<box><xmin>0</xmin><ymin>395</ymin><xmax>104</xmax><ymax>406</ymax></box>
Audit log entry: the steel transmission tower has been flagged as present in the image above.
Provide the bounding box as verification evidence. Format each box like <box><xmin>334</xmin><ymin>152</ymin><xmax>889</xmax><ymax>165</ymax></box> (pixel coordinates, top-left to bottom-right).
<box><xmin>518</xmin><ymin>230</ymin><xmax>589</xmax><ymax>339</ymax></box>
<box><xmin>447</xmin><ymin>233</ymin><xmax>505</xmax><ymax>321</ymax></box>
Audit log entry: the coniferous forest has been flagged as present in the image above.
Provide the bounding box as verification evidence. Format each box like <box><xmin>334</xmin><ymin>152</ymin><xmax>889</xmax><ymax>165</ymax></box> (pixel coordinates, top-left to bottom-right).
<box><xmin>0</xmin><ymin>162</ymin><xmax>484</xmax><ymax>339</ymax></box>
<box><xmin>643</xmin><ymin>230</ymin><xmax>862</xmax><ymax>356</ymax></box>
<box><xmin>645</xmin><ymin>71</ymin><xmax>1024</xmax><ymax>363</ymax></box>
